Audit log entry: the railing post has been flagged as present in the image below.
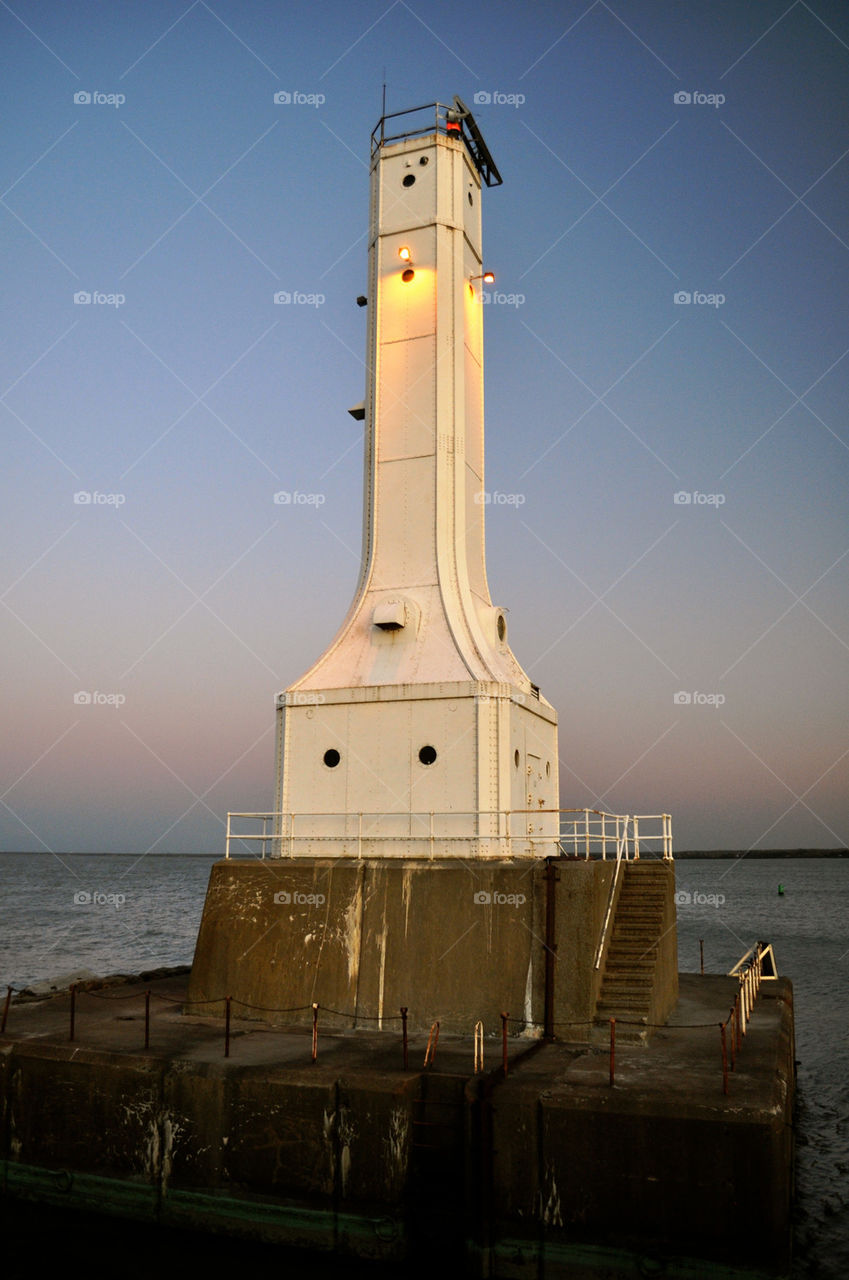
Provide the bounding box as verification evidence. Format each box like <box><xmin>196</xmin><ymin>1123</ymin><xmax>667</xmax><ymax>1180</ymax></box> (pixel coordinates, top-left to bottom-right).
<box><xmin>633</xmin><ymin>816</ymin><xmax>640</xmax><ymax>861</ymax></box>
<box><xmin>584</xmin><ymin>808</ymin><xmax>590</xmax><ymax>860</ymax></box>
<box><xmin>424</xmin><ymin>1021</ymin><xmax>440</xmax><ymax>1067</ymax></box>
<box><xmin>720</xmin><ymin>1022</ymin><xmax>729</xmax><ymax>1095</ymax></box>
<box><xmin>225</xmin><ymin>813</ymin><xmax>231</xmax><ymax>860</ymax></box>
<box><xmin>474</xmin><ymin>1020</ymin><xmax>484</xmax><ymax>1074</ymax></box>
<box><xmin>312</xmin><ymin>1002</ymin><xmax>319</xmax><ymax>1062</ymax></box>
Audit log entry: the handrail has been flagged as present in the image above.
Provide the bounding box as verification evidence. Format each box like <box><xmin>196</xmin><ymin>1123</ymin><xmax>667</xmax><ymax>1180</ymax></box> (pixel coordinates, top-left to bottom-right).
<box><xmin>224</xmin><ymin>809</ymin><xmax>673</xmax><ymax>862</ymax></box>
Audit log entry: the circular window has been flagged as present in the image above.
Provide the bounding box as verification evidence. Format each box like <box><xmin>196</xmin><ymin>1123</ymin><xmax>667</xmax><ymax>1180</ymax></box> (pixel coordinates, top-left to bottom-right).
<box><xmin>323</xmin><ymin>749</ymin><xmax>340</xmax><ymax>768</ymax></box>
<box><xmin>496</xmin><ymin>613</ymin><xmax>506</xmax><ymax>642</ymax></box>
<box><xmin>418</xmin><ymin>745</ymin><xmax>437</xmax><ymax>766</ymax></box>
<box><xmin>402</xmin><ymin>174</ymin><xmax>416</xmax><ymax>187</ymax></box>
<box><xmin>467</xmin><ymin>191</ymin><xmax>473</xmax><ymax>206</ymax></box>
<box><xmin>514</xmin><ymin>749</ymin><xmax>520</xmax><ymax>768</ymax></box>
<box><xmin>401</xmin><ymin>268</ymin><xmax>415</xmax><ymax>283</ymax></box>
<box><xmin>419</xmin><ymin>155</ymin><xmax>429</xmax><ymax>166</ymax></box>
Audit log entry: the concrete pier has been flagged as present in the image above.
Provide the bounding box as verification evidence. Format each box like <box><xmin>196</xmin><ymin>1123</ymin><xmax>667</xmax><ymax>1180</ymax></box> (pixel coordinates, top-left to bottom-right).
<box><xmin>0</xmin><ymin>967</ymin><xmax>794</xmax><ymax>1277</ymax></box>
<box><xmin>187</xmin><ymin>857</ymin><xmax>678</xmax><ymax>1038</ymax></box>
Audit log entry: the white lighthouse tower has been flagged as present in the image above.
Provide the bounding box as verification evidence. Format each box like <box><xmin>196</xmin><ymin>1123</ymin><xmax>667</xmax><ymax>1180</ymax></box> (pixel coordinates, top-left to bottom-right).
<box><xmin>273</xmin><ymin>99</ymin><xmax>558</xmax><ymax>858</ymax></box>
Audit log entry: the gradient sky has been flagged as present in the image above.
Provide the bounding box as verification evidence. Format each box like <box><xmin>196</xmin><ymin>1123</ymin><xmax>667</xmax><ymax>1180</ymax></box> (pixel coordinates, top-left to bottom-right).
<box><xmin>1</xmin><ymin>0</ymin><xmax>847</xmax><ymax>853</ymax></box>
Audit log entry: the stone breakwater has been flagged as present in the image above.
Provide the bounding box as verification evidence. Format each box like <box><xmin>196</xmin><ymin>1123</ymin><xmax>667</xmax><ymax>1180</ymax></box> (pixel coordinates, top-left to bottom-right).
<box><xmin>0</xmin><ymin>970</ymin><xmax>794</xmax><ymax>1277</ymax></box>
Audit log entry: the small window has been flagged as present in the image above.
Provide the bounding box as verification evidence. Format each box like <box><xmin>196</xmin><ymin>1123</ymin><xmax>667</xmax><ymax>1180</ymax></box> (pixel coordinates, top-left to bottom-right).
<box><xmin>323</xmin><ymin>749</ymin><xmax>340</xmax><ymax>768</ymax></box>
<box><xmin>514</xmin><ymin>749</ymin><xmax>520</xmax><ymax>768</ymax></box>
<box><xmin>467</xmin><ymin>191</ymin><xmax>473</xmax><ymax>206</ymax></box>
<box><xmin>419</xmin><ymin>155</ymin><xmax>429</xmax><ymax>166</ymax></box>
<box><xmin>402</xmin><ymin>174</ymin><xmax>416</xmax><ymax>187</ymax></box>
<box><xmin>496</xmin><ymin>613</ymin><xmax>506</xmax><ymax>642</ymax></box>
<box><xmin>402</xmin><ymin>268</ymin><xmax>415</xmax><ymax>283</ymax></box>
<box><xmin>418</xmin><ymin>745</ymin><xmax>437</xmax><ymax>766</ymax></box>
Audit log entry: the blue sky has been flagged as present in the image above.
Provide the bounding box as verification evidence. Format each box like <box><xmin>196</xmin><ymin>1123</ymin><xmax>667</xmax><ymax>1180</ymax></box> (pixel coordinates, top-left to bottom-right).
<box><xmin>1</xmin><ymin>0</ymin><xmax>847</xmax><ymax>853</ymax></box>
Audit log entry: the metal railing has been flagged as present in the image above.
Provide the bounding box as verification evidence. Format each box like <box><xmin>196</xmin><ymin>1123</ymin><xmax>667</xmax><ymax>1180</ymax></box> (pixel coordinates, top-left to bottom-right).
<box><xmin>224</xmin><ymin>809</ymin><xmax>672</xmax><ymax>862</ymax></box>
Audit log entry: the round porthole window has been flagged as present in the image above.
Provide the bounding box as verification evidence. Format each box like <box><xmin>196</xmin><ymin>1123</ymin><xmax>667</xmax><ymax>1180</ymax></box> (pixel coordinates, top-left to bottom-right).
<box><xmin>323</xmin><ymin>749</ymin><xmax>340</xmax><ymax>768</ymax></box>
<box><xmin>402</xmin><ymin>268</ymin><xmax>415</xmax><ymax>283</ymax></box>
<box><xmin>403</xmin><ymin>174</ymin><xmax>416</xmax><ymax>187</ymax></box>
<box><xmin>496</xmin><ymin>613</ymin><xmax>507</xmax><ymax>642</ymax></box>
<box><xmin>418</xmin><ymin>745</ymin><xmax>437</xmax><ymax>766</ymax></box>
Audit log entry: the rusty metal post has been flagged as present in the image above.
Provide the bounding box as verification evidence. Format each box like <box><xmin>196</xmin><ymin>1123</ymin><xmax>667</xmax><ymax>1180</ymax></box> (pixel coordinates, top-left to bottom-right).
<box><xmin>609</xmin><ymin>1017</ymin><xmax>615</xmax><ymax>1087</ymax></box>
<box><xmin>144</xmin><ymin>989</ymin><xmax>151</xmax><ymax>1050</ymax></box>
<box><xmin>501</xmin><ymin>1012</ymin><xmax>509</xmax><ymax>1076</ymax></box>
<box><xmin>543</xmin><ymin>859</ymin><xmax>558</xmax><ymax>1039</ymax></box>
<box><xmin>1</xmin><ymin>985</ymin><xmax>11</xmax><ymax>1033</ymax></box>
<box><xmin>311</xmin><ymin>1002</ymin><xmax>319</xmax><ymax>1063</ymax></box>
<box><xmin>69</xmin><ymin>984</ymin><xmax>76</xmax><ymax>1042</ymax></box>
<box><xmin>401</xmin><ymin>1006</ymin><xmax>408</xmax><ymax>1071</ymax></box>
<box><xmin>736</xmin><ymin>995</ymin><xmax>742</xmax><ymax>1054</ymax></box>
<box><xmin>224</xmin><ymin>996</ymin><xmax>231</xmax><ymax>1058</ymax></box>
<box><xmin>729</xmin><ymin>1005</ymin><xmax>736</xmax><ymax>1070</ymax></box>
<box><xmin>699</xmin><ymin>939</ymin><xmax>704</xmax><ymax>975</ymax></box>
<box><xmin>720</xmin><ymin>1022</ymin><xmax>729</xmax><ymax>1096</ymax></box>
<box><xmin>424</xmin><ymin>1020</ymin><xmax>440</xmax><ymax>1067</ymax></box>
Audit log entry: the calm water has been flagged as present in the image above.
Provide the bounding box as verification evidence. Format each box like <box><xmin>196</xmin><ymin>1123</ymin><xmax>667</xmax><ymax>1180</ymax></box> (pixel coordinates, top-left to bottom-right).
<box><xmin>1</xmin><ymin>853</ymin><xmax>847</xmax><ymax>1278</ymax></box>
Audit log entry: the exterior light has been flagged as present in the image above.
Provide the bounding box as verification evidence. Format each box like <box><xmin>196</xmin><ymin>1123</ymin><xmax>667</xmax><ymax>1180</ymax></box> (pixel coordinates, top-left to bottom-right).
<box><xmin>470</xmin><ymin>271</ymin><xmax>495</xmax><ymax>284</ymax></box>
<box><xmin>398</xmin><ymin>246</ymin><xmax>411</xmax><ymax>261</ymax></box>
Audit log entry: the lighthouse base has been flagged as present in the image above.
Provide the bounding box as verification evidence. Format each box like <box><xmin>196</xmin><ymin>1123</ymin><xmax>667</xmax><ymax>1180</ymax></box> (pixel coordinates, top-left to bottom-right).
<box><xmin>187</xmin><ymin>857</ymin><xmax>678</xmax><ymax>1037</ymax></box>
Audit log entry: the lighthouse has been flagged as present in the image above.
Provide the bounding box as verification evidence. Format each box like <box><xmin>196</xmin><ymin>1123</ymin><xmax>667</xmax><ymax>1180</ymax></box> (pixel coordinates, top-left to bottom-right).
<box><xmin>192</xmin><ymin>100</ymin><xmax>675</xmax><ymax>1038</ymax></box>
<box><xmin>274</xmin><ymin>99</ymin><xmax>559</xmax><ymax>857</ymax></box>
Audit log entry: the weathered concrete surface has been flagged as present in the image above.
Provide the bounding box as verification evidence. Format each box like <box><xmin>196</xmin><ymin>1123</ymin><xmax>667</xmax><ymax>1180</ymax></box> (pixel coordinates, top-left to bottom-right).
<box><xmin>187</xmin><ymin>857</ymin><xmax>677</xmax><ymax>1038</ymax></box>
<box><xmin>0</xmin><ymin>970</ymin><xmax>793</xmax><ymax>1277</ymax></box>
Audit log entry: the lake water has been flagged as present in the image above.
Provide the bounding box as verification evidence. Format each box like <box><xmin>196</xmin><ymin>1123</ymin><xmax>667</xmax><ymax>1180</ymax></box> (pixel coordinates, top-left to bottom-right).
<box><xmin>1</xmin><ymin>852</ymin><xmax>846</xmax><ymax>1278</ymax></box>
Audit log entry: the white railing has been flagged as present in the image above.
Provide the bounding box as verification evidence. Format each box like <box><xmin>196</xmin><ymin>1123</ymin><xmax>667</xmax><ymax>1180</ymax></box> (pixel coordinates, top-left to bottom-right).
<box><xmin>224</xmin><ymin>809</ymin><xmax>673</xmax><ymax>862</ymax></box>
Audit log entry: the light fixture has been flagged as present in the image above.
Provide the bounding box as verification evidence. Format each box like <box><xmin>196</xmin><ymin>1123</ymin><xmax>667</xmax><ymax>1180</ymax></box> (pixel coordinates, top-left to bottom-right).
<box><xmin>398</xmin><ymin>246</ymin><xmax>412</xmax><ymax>261</ymax></box>
<box><xmin>470</xmin><ymin>271</ymin><xmax>495</xmax><ymax>284</ymax></box>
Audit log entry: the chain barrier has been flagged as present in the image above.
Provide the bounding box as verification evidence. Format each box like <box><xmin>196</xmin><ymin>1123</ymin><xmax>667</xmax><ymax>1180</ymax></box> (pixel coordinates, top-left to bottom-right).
<box><xmin>2</xmin><ymin>947</ymin><xmax>772</xmax><ymax>1091</ymax></box>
